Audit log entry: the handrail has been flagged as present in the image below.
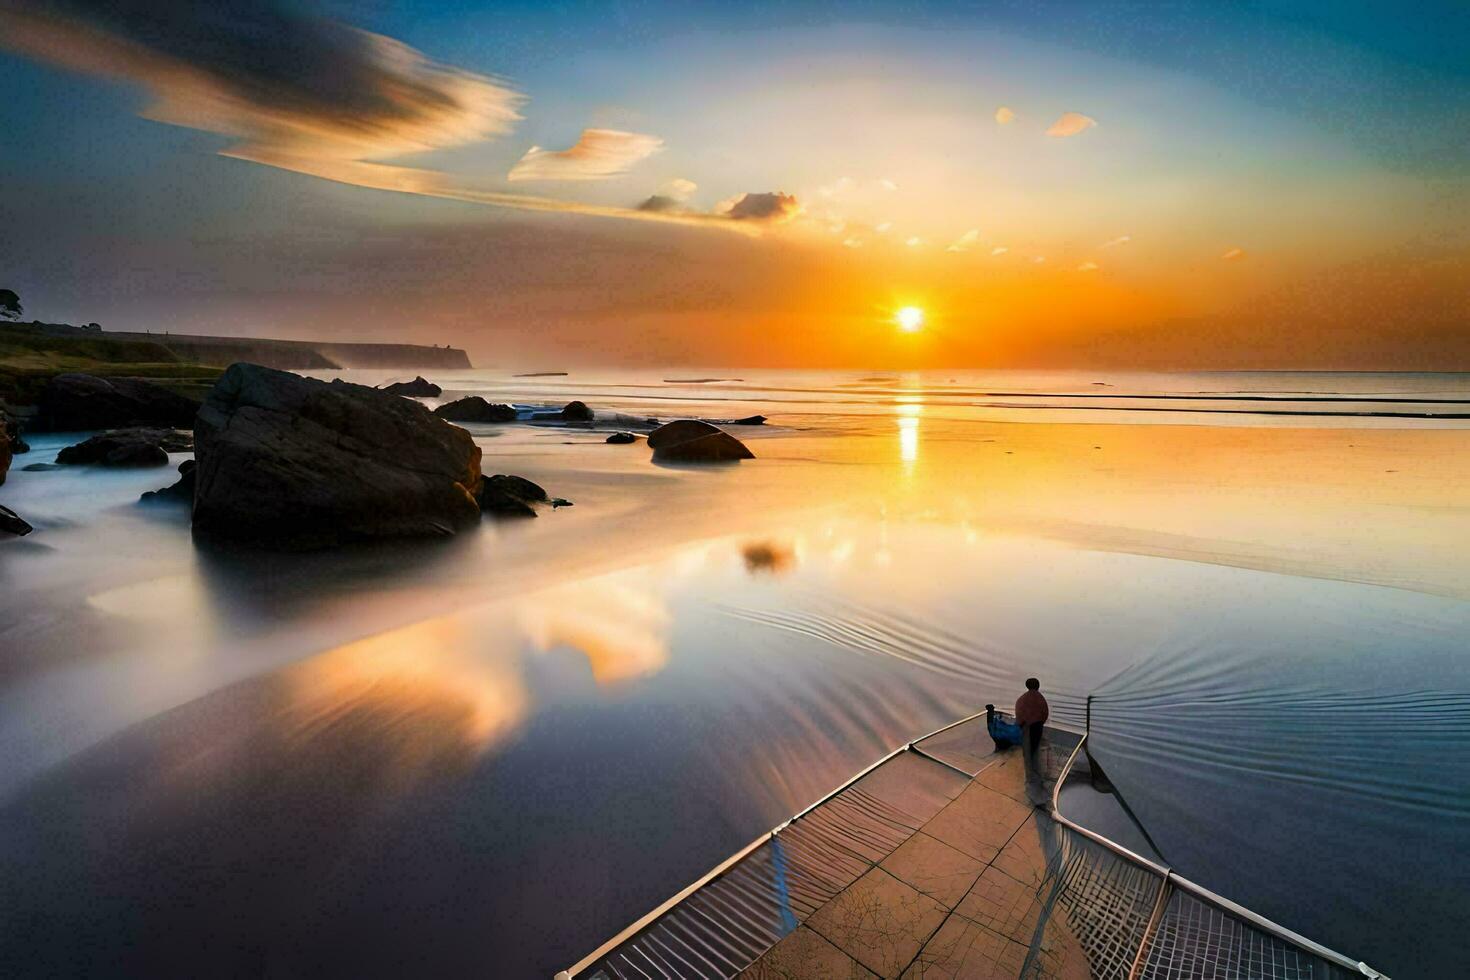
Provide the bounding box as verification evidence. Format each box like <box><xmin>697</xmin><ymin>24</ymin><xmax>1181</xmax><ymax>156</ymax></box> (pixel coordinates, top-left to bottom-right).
<box><xmin>557</xmin><ymin>706</ymin><xmax>1000</xmax><ymax>978</ymax></box>
<box><xmin>1049</xmin><ymin>732</ymin><xmax>1386</xmax><ymax>979</ymax></box>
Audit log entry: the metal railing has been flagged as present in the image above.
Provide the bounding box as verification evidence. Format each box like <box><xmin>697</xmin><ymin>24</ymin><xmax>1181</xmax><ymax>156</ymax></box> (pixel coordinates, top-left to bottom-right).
<box><xmin>1048</xmin><ymin>734</ymin><xmax>1388</xmax><ymax>980</ymax></box>
<box><xmin>559</xmin><ymin>705</ymin><xmax>1390</xmax><ymax>979</ymax></box>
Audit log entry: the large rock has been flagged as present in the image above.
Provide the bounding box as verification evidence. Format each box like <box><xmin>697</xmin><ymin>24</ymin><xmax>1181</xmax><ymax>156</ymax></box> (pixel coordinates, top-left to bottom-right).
<box><xmin>381</xmin><ymin>376</ymin><xmax>442</xmax><ymax>397</ymax></box>
<box><xmin>0</xmin><ymin>504</ymin><xmax>31</xmax><ymax>537</ymax></box>
<box><xmin>647</xmin><ymin>419</ymin><xmax>755</xmax><ymax>463</ymax></box>
<box><xmin>0</xmin><ymin>424</ymin><xmax>8</xmax><ymax>488</ymax></box>
<box><xmin>433</xmin><ymin>396</ymin><xmax>518</xmax><ymax>423</ymax></box>
<box><xmin>193</xmin><ymin>363</ymin><xmax>483</xmax><ymax>548</ymax></box>
<box><xmin>560</xmin><ymin>400</ymin><xmax>593</xmax><ymax>422</ymax></box>
<box><xmin>37</xmin><ymin>374</ymin><xmax>199</xmax><ymax>431</ymax></box>
<box><xmin>56</xmin><ymin>427</ymin><xmax>192</xmax><ymax>467</ymax></box>
<box><xmin>140</xmin><ymin>459</ymin><xmax>197</xmax><ymax>505</ymax></box>
<box><xmin>478</xmin><ymin>474</ymin><xmax>548</xmax><ymax>518</ymax></box>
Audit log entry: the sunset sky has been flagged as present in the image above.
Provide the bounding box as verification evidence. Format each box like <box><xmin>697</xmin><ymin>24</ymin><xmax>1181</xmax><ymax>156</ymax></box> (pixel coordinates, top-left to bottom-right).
<box><xmin>1</xmin><ymin>1</ymin><xmax>1466</xmax><ymax>369</ymax></box>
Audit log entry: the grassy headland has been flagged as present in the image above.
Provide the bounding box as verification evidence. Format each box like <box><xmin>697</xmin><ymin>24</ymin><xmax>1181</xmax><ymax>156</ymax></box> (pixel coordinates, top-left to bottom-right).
<box><xmin>0</xmin><ymin>323</ymin><xmax>222</xmax><ymax>404</ymax></box>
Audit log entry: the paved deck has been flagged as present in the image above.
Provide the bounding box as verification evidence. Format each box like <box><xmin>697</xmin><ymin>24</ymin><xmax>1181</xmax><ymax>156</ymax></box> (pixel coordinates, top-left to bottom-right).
<box><xmin>738</xmin><ymin>746</ymin><xmax>1075</xmax><ymax>979</ymax></box>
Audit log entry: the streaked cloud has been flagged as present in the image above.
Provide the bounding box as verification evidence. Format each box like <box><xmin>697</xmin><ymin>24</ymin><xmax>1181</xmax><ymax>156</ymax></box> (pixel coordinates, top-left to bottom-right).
<box><xmin>842</xmin><ymin>237</ymin><xmax>863</xmax><ymax>248</ymax></box>
<box><xmin>0</xmin><ymin>0</ymin><xmax>524</xmax><ymax>186</ymax></box>
<box><xmin>875</xmin><ymin>221</ymin><xmax>893</xmax><ymax>233</ymax></box>
<box><xmin>1100</xmin><ymin>235</ymin><xmax>1132</xmax><ymax>248</ymax></box>
<box><xmin>508</xmin><ymin>128</ymin><xmax>662</xmax><ymax>181</ymax></box>
<box><xmin>991</xmin><ymin>246</ymin><xmax>1009</xmax><ymax>255</ymax></box>
<box><xmin>720</xmin><ymin>191</ymin><xmax>802</xmax><ymax>223</ymax></box>
<box><xmin>1047</xmin><ymin>112</ymin><xmax>1097</xmax><ymax>137</ymax></box>
<box><xmin>1222</xmin><ymin>247</ymin><xmax>1247</xmax><ymax>260</ymax></box>
<box><xmin>995</xmin><ymin>106</ymin><xmax>1015</xmax><ymax>125</ymax></box>
<box><xmin>947</xmin><ymin>229</ymin><xmax>981</xmax><ymax>252</ymax></box>
<box><xmin>1077</xmin><ymin>260</ymin><xmax>1099</xmax><ymax>271</ymax></box>
<box><xmin>905</xmin><ymin>236</ymin><xmax>923</xmax><ymax>247</ymax></box>
<box><xmin>879</xmin><ymin>178</ymin><xmax>899</xmax><ymax>191</ymax></box>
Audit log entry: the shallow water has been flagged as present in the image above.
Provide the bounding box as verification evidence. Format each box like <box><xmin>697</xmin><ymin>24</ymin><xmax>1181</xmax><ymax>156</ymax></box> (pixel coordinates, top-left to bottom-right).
<box><xmin>1</xmin><ymin>369</ymin><xmax>1467</xmax><ymax>977</ymax></box>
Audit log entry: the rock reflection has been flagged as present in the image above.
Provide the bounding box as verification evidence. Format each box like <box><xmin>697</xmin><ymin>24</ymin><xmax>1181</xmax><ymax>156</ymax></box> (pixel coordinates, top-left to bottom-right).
<box><xmin>742</xmin><ymin>540</ymin><xmax>797</xmax><ymax>575</ymax></box>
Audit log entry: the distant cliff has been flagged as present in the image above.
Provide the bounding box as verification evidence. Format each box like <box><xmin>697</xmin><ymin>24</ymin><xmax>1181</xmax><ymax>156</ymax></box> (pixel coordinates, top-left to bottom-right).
<box><xmin>12</xmin><ymin>323</ymin><xmax>472</xmax><ymax>371</ymax></box>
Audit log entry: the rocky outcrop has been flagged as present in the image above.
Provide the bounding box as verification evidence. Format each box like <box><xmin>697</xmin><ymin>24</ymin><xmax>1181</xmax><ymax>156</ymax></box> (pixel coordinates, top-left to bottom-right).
<box><xmin>36</xmin><ymin>374</ymin><xmax>200</xmax><ymax>431</ymax></box>
<box><xmin>647</xmin><ymin>419</ymin><xmax>755</xmax><ymax>463</ymax></box>
<box><xmin>561</xmin><ymin>400</ymin><xmax>593</xmax><ymax>422</ymax></box>
<box><xmin>192</xmin><ymin>363</ymin><xmax>482</xmax><ymax>549</ymax></box>
<box><xmin>0</xmin><ymin>424</ymin><xmax>9</xmax><ymax>488</ymax></box>
<box><xmin>479</xmin><ymin>474</ymin><xmax>547</xmax><ymax>518</ymax></box>
<box><xmin>56</xmin><ymin>428</ymin><xmax>192</xmax><ymax>467</ymax></box>
<box><xmin>140</xmin><ymin>459</ymin><xmax>197</xmax><ymax>505</ymax></box>
<box><xmin>0</xmin><ymin>504</ymin><xmax>31</xmax><ymax>536</ymax></box>
<box><xmin>606</xmin><ymin>431</ymin><xmax>638</xmax><ymax>444</ymax></box>
<box><xmin>0</xmin><ymin>402</ymin><xmax>26</xmax><ymax>487</ymax></box>
<box><xmin>381</xmin><ymin>376</ymin><xmax>442</xmax><ymax>397</ymax></box>
<box><xmin>433</xmin><ymin>397</ymin><xmax>518</xmax><ymax>423</ymax></box>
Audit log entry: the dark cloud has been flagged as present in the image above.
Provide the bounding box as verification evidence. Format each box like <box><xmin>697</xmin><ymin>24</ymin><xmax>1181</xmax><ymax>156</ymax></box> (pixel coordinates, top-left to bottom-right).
<box><xmin>636</xmin><ymin>195</ymin><xmax>685</xmax><ymax>213</ymax></box>
<box><xmin>723</xmin><ymin>191</ymin><xmax>801</xmax><ymax>223</ymax></box>
<box><xmin>0</xmin><ymin>0</ymin><xmax>523</xmax><ymax>183</ymax></box>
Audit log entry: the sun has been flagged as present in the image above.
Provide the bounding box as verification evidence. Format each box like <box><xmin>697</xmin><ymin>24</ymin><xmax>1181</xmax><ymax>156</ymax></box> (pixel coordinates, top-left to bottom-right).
<box><xmin>895</xmin><ymin>306</ymin><xmax>924</xmax><ymax>332</ymax></box>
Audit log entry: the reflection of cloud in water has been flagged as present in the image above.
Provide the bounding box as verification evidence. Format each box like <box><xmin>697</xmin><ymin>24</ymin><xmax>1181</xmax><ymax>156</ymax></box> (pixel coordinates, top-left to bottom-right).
<box><xmin>742</xmin><ymin>540</ymin><xmax>797</xmax><ymax>575</ymax></box>
<box><xmin>289</xmin><ymin>616</ymin><xmax>528</xmax><ymax>753</ymax></box>
<box><xmin>519</xmin><ymin>576</ymin><xmax>670</xmax><ymax>685</ymax></box>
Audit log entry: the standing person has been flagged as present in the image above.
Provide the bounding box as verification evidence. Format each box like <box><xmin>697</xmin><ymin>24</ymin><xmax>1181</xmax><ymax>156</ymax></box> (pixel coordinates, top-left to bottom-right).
<box><xmin>1015</xmin><ymin>677</ymin><xmax>1050</xmax><ymax>806</ymax></box>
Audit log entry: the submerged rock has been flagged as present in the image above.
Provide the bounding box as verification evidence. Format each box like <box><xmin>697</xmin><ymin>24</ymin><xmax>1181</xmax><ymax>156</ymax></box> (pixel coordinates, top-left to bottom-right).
<box><xmin>0</xmin><ymin>504</ymin><xmax>31</xmax><ymax>536</ymax></box>
<box><xmin>433</xmin><ymin>396</ymin><xmax>518</xmax><ymax>423</ymax></box>
<box><xmin>193</xmin><ymin>363</ymin><xmax>482</xmax><ymax>549</ymax></box>
<box><xmin>606</xmin><ymin>431</ymin><xmax>638</xmax><ymax>444</ymax></box>
<box><xmin>140</xmin><ymin>459</ymin><xmax>197</xmax><ymax>505</ymax></box>
<box><xmin>381</xmin><ymin>376</ymin><xmax>443</xmax><ymax>397</ymax></box>
<box><xmin>705</xmin><ymin>415</ymin><xmax>767</xmax><ymax>426</ymax></box>
<box><xmin>21</xmin><ymin>462</ymin><xmax>61</xmax><ymax>472</ymax></box>
<box><xmin>560</xmin><ymin>400</ymin><xmax>593</xmax><ymax>422</ymax></box>
<box><xmin>647</xmin><ymin>419</ymin><xmax>755</xmax><ymax>463</ymax></box>
<box><xmin>56</xmin><ymin>427</ymin><xmax>192</xmax><ymax>467</ymax></box>
<box><xmin>37</xmin><ymin>373</ymin><xmax>199</xmax><ymax>431</ymax></box>
<box><xmin>479</xmin><ymin>474</ymin><xmax>547</xmax><ymax>518</ymax></box>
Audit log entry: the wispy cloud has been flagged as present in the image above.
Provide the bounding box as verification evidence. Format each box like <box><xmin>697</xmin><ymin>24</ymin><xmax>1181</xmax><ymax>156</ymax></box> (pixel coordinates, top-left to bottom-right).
<box><xmin>509</xmin><ymin>128</ymin><xmax>662</xmax><ymax>181</ymax></box>
<box><xmin>661</xmin><ymin>177</ymin><xmax>697</xmax><ymax>201</ymax></box>
<box><xmin>1222</xmin><ymin>247</ymin><xmax>1246</xmax><ymax>260</ymax></box>
<box><xmin>991</xmin><ymin>246</ymin><xmax>1009</xmax><ymax>256</ymax></box>
<box><xmin>995</xmin><ymin>106</ymin><xmax>1015</xmax><ymax>125</ymax></box>
<box><xmin>1047</xmin><ymin>112</ymin><xmax>1097</xmax><ymax>137</ymax></box>
<box><xmin>905</xmin><ymin>236</ymin><xmax>924</xmax><ymax>247</ymax></box>
<box><xmin>0</xmin><ymin>0</ymin><xmax>524</xmax><ymax>184</ymax></box>
<box><xmin>1100</xmin><ymin>235</ymin><xmax>1132</xmax><ymax>248</ymax></box>
<box><xmin>947</xmin><ymin>229</ymin><xmax>980</xmax><ymax>252</ymax></box>
<box><xmin>1077</xmin><ymin>260</ymin><xmax>1099</xmax><ymax>271</ymax></box>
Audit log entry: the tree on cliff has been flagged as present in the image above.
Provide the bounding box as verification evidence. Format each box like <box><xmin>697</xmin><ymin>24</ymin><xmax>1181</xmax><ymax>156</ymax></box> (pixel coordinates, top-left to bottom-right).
<box><xmin>0</xmin><ymin>289</ymin><xmax>21</xmax><ymax>321</ymax></box>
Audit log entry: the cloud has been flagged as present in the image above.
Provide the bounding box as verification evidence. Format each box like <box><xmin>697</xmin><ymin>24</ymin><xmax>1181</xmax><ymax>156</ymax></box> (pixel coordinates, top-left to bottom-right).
<box><xmin>842</xmin><ymin>237</ymin><xmax>863</xmax><ymax>248</ymax></box>
<box><xmin>636</xmin><ymin>194</ymin><xmax>684</xmax><ymax>213</ymax></box>
<box><xmin>1100</xmin><ymin>235</ymin><xmax>1132</xmax><ymax>248</ymax></box>
<box><xmin>875</xmin><ymin>221</ymin><xmax>893</xmax><ymax>233</ymax></box>
<box><xmin>1222</xmin><ymin>247</ymin><xmax>1247</xmax><ymax>260</ymax></box>
<box><xmin>720</xmin><ymin>191</ymin><xmax>802</xmax><ymax>223</ymax></box>
<box><xmin>661</xmin><ymin>177</ymin><xmax>697</xmax><ymax>201</ymax></box>
<box><xmin>0</xmin><ymin>0</ymin><xmax>524</xmax><ymax>180</ymax></box>
<box><xmin>905</xmin><ymin>236</ymin><xmax>923</xmax><ymax>247</ymax></box>
<box><xmin>991</xmin><ymin>246</ymin><xmax>1009</xmax><ymax>256</ymax></box>
<box><xmin>947</xmin><ymin>229</ymin><xmax>980</xmax><ymax>252</ymax></box>
<box><xmin>1077</xmin><ymin>261</ymin><xmax>1099</xmax><ymax>271</ymax></box>
<box><xmin>995</xmin><ymin>106</ymin><xmax>1015</xmax><ymax>125</ymax></box>
<box><xmin>879</xmin><ymin>178</ymin><xmax>899</xmax><ymax>191</ymax></box>
<box><xmin>0</xmin><ymin>3</ymin><xmax>760</xmax><ymax>235</ymax></box>
<box><xmin>1047</xmin><ymin>112</ymin><xmax>1097</xmax><ymax>137</ymax></box>
<box><xmin>508</xmin><ymin>128</ymin><xmax>662</xmax><ymax>181</ymax></box>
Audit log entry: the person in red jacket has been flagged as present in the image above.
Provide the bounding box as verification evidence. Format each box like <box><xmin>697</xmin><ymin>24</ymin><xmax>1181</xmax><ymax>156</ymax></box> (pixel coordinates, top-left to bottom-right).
<box><xmin>1015</xmin><ymin>677</ymin><xmax>1050</xmax><ymax>805</ymax></box>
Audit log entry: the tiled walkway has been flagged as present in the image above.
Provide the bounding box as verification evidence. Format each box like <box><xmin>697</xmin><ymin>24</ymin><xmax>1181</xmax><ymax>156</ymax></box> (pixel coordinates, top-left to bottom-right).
<box><xmin>739</xmin><ymin>748</ymin><xmax>1067</xmax><ymax>979</ymax></box>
